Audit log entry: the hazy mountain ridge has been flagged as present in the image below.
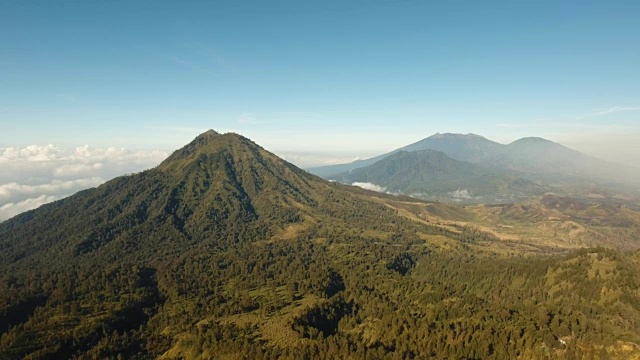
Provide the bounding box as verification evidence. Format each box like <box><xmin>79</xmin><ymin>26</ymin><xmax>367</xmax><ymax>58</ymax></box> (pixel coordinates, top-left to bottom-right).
<box><xmin>330</xmin><ymin>149</ymin><xmax>546</xmax><ymax>204</ymax></box>
<box><xmin>309</xmin><ymin>133</ymin><xmax>640</xmax><ymax>189</ymax></box>
<box><xmin>309</xmin><ymin>133</ymin><xmax>638</xmax><ymax>179</ymax></box>
<box><xmin>400</xmin><ymin>133</ymin><xmax>503</xmax><ymax>163</ymax></box>
<box><xmin>308</xmin><ymin>133</ymin><xmax>501</xmax><ymax>177</ymax></box>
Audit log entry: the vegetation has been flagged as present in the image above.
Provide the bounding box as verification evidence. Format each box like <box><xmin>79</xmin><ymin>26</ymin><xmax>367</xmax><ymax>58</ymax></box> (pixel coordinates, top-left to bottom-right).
<box><xmin>1</xmin><ymin>131</ymin><xmax>639</xmax><ymax>359</ymax></box>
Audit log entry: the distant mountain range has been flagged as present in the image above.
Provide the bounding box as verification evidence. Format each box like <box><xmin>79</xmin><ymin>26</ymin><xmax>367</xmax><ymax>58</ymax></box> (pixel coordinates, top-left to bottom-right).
<box><xmin>310</xmin><ymin>133</ymin><xmax>640</xmax><ymax>202</ymax></box>
<box><xmin>329</xmin><ymin>149</ymin><xmax>545</xmax><ymax>203</ymax></box>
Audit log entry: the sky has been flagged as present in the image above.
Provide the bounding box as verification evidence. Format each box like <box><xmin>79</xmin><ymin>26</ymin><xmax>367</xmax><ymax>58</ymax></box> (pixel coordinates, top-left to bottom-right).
<box><xmin>1</xmin><ymin>1</ymin><xmax>639</xmax><ymax>220</ymax></box>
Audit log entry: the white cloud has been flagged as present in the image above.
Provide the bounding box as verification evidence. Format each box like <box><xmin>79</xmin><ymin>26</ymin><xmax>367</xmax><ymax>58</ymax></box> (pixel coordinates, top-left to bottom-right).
<box><xmin>0</xmin><ymin>144</ymin><xmax>166</xmax><ymax>164</ymax></box>
<box><xmin>0</xmin><ymin>144</ymin><xmax>169</xmax><ymax>222</ymax></box>
<box><xmin>74</xmin><ymin>144</ymin><xmax>129</xmax><ymax>159</ymax></box>
<box><xmin>0</xmin><ymin>144</ymin><xmax>62</xmax><ymax>162</ymax></box>
<box><xmin>0</xmin><ymin>177</ymin><xmax>105</xmax><ymax>203</ymax></box>
<box><xmin>0</xmin><ymin>145</ymin><xmax>168</xmax><ymax>182</ymax></box>
<box><xmin>53</xmin><ymin>163</ymin><xmax>103</xmax><ymax>177</ymax></box>
<box><xmin>0</xmin><ymin>195</ymin><xmax>60</xmax><ymax>222</ymax></box>
<box><xmin>352</xmin><ymin>182</ymin><xmax>386</xmax><ymax>193</ymax></box>
<box><xmin>450</xmin><ymin>189</ymin><xmax>472</xmax><ymax>199</ymax></box>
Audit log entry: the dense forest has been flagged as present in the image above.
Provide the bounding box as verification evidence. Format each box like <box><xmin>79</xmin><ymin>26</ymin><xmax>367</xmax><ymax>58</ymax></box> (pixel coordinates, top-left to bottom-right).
<box><xmin>1</xmin><ymin>131</ymin><xmax>639</xmax><ymax>359</ymax></box>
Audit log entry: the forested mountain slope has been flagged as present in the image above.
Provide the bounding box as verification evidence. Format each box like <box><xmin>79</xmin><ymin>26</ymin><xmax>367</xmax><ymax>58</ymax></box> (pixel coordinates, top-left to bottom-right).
<box><xmin>1</xmin><ymin>131</ymin><xmax>639</xmax><ymax>359</ymax></box>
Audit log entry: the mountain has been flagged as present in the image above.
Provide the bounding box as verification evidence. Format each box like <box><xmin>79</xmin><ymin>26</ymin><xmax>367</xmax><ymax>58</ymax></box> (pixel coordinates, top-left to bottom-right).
<box><xmin>306</xmin><ymin>153</ymin><xmax>390</xmax><ymax>178</ymax></box>
<box><xmin>1</xmin><ymin>130</ymin><xmax>640</xmax><ymax>359</ymax></box>
<box><xmin>308</xmin><ymin>133</ymin><xmax>501</xmax><ymax>177</ymax></box>
<box><xmin>330</xmin><ymin>149</ymin><xmax>545</xmax><ymax>203</ymax></box>
<box><xmin>0</xmin><ymin>130</ymin><xmax>323</xmax><ymax>263</ymax></box>
<box><xmin>310</xmin><ymin>132</ymin><xmax>640</xmax><ymax>190</ymax></box>
<box><xmin>399</xmin><ymin>132</ymin><xmax>503</xmax><ymax>163</ymax></box>
<box><xmin>499</xmin><ymin>137</ymin><xmax>640</xmax><ymax>183</ymax></box>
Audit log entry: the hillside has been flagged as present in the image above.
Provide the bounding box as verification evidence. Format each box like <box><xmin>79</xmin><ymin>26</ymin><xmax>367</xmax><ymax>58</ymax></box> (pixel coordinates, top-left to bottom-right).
<box><xmin>1</xmin><ymin>131</ymin><xmax>640</xmax><ymax>359</ymax></box>
<box><xmin>329</xmin><ymin>149</ymin><xmax>546</xmax><ymax>204</ymax></box>
<box><xmin>388</xmin><ymin>194</ymin><xmax>640</xmax><ymax>252</ymax></box>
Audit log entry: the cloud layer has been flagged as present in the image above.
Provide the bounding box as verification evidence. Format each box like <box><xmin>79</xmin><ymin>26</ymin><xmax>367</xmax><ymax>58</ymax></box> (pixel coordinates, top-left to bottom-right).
<box><xmin>352</xmin><ymin>182</ymin><xmax>386</xmax><ymax>193</ymax></box>
<box><xmin>0</xmin><ymin>195</ymin><xmax>60</xmax><ymax>222</ymax></box>
<box><xmin>0</xmin><ymin>144</ymin><xmax>168</xmax><ymax>222</ymax></box>
<box><xmin>450</xmin><ymin>189</ymin><xmax>472</xmax><ymax>199</ymax></box>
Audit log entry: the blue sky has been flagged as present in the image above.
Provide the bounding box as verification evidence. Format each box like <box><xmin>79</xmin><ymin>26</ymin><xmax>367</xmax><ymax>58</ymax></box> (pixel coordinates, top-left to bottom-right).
<box><xmin>1</xmin><ymin>1</ymin><xmax>639</xmax><ymax>167</ymax></box>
